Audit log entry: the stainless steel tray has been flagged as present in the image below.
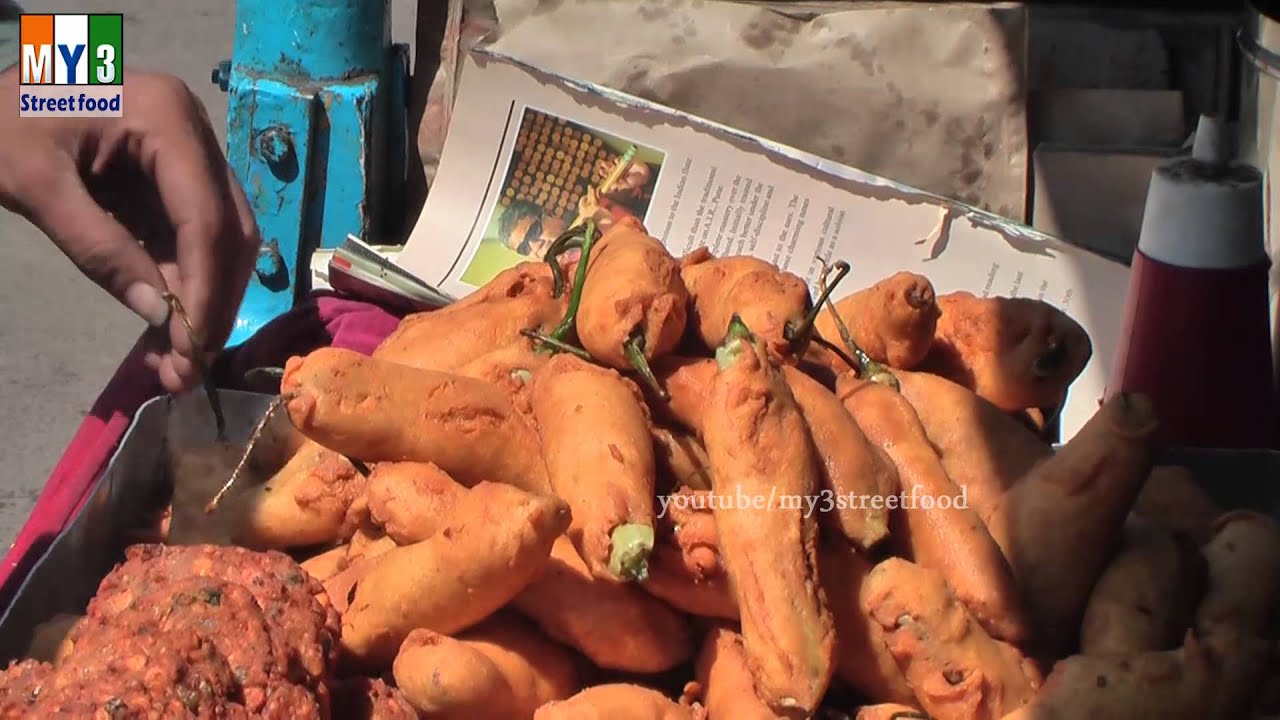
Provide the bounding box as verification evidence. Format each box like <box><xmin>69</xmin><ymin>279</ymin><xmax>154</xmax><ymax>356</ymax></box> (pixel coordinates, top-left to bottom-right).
<box><xmin>0</xmin><ymin>389</ymin><xmax>280</xmax><ymax>664</ymax></box>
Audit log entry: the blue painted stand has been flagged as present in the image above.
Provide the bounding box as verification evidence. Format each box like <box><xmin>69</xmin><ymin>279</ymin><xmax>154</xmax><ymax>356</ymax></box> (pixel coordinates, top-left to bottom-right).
<box><xmin>214</xmin><ymin>0</ymin><xmax>409</xmax><ymax>348</ymax></box>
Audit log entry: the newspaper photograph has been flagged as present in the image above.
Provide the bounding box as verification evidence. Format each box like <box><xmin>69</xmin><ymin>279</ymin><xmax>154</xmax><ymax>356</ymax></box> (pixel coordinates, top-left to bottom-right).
<box><xmin>460</xmin><ymin>106</ymin><xmax>666</xmax><ymax>286</ymax></box>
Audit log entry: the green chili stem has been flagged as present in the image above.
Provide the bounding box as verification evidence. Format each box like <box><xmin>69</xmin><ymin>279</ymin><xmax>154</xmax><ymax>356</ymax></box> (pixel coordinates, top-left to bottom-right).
<box><xmin>624</xmin><ymin>332</ymin><xmax>667</xmax><ymax>401</ymax></box>
<box><xmin>810</xmin><ymin>335</ymin><xmax>861</xmax><ymax>372</ymax></box>
<box><xmin>543</xmin><ymin>225</ymin><xmax>589</xmax><ymax>298</ymax></box>
<box><xmin>785</xmin><ymin>259</ymin><xmax>851</xmax><ymax>350</ymax></box>
<box><xmin>521</xmin><ymin>329</ymin><xmax>593</xmax><ymax>361</ymax></box>
<box><xmin>545</xmin><ymin>220</ymin><xmax>598</xmax><ymax>348</ymax></box>
<box><xmin>608</xmin><ymin>523</ymin><xmax>655</xmax><ymax>582</ymax></box>
<box><xmin>813</xmin><ymin>259</ymin><xmax>899</xmax><ymax>389</ymax></box>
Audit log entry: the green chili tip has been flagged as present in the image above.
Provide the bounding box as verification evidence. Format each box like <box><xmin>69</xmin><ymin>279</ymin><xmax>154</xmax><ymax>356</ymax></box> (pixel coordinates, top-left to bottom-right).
<box><xmin>624</xmin><ymin>332</ymin><xmax>668</xmax><ymax>401</ymax></box>
<box><xmin>785</xmin><ymin>259</ymin><xmax>851</xmax><ymax>349</ymax></box>
<box><xmin>608</xmin><ymin>523</ymin><xmax>655</xmax><ymax>583</ymax></box>
<box><xmin>521</xmin><ymin>329</ymin><xmax>593</xmax><ymax>361</ymax></box>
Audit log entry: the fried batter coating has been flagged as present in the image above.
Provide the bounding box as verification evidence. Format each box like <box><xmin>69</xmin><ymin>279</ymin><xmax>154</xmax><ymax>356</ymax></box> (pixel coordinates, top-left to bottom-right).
<box><xmin>234</xmin><ymin>440</ymin><xmax>368</xmax><ymax>550</ymax></box>
<box><xmin>88</xmin><ymin>544</ymin><xmax>338</xmax><ymax>689</ymax></box>
<box><xmin>0</xmin><ymin>660</ymin><xmax>52</xmax><ymax>719</ymax></box>
<box><xmin>72</xmin><ymin>578</ymin><xmax>289</xmax><ymax>715</ymax></box>
<box><xmin>40</xmin><ymin>627</ymin><xmax>246</xmax><ymax>718</ymax></box>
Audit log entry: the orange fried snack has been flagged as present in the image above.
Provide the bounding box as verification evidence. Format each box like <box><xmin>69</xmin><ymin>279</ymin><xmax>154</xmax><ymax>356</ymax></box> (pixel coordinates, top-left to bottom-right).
<box><xmin>856</xmin><ymin>704</ymin><xmax>930</xmax><ymax>720</ymax></box>
<box><xmin>862</xmin><ymin>558</ymin><xmax>1041</xmax><ymax>720</ymax></box>
<box><xmin>233</xmin><ymin>439</ymin><xmax>366</xmax><ymax>550</ymax></box>
<box><xmin>511</xmin><ymin>535</ymin><xmax>693</xmax><ymax>674</ymax></box>
<box><xmin>1079</xmin><ymin>517</ymin><xmax>1206</xmax><ymax>655</ymax></box>
<box><xmin>643</xmin><ymin>488</ymin><xmax>738</xmax><ymax>621</ymax></box>
<box><xmin>281</xmin><ymin>347</ymin><xmax>550</xmax><ymax>493</ymax></box>
<box><xmin>373</xmin><ymin>260</ymin><xmax>567</xmax><ymax>371</ymax></box>
<box><xmin>895</xmin><ymin>370</ymin><xmax>1051</xmax><ymax>525</ymax></box>
<box><xmin>919</xmin><ymin>291</ymin><xmax>1092</xmax><ymax>412</ymax></box>
<box><xmin>784</xmin><ymin>365</ymin><xmax>897</xmax><ymax>551</ymax></box>
<box><xmin>1194</xmin><ymin>511</ymin><xmax>1280</xmax><ymax>717</ymax></box>
<box><xmin>393</xmin><ymin>613</ymin><xmax>581</xmax><ymax>719</ymax></box>
<box><xmin>701</xmin><ymin>319</ymin><xmax>836</xmax><ymax>715</ymax></box>
<box><xmin>838</xmin><ymin>375</ymin><xmax>1031</xmax><ymax>646</ymax></box>
<box><xmin>653</xmin><ymin>355</ymin><xmax>718</xmax><ymax>435</ymax></box>
<box><xmin>575</xmin><ymin>216</ymin><xmax>688</xmax><ymax>374</ymax></box>
<box><xmin>1001</xmin><ymin>634</ymin><xmax>1217</xmax><ymax>720</ymax></box>
<box><xmin>984</xmin><ymin>392</ymin><xmax>1160</xmax><ymax>658</ymax></box>
<box><xmin>1133</xmin><ymin>466</ymin><xmax>1222</xmax><ymax>545</ymax></box>
<box><xmin>339</xmin><ymin>482</ymin><xmax>569</xmax><ymax>669</ymax></box>
<box><xmin>815</xmin><ymin>271</ymin><xmax>940</xmax><ymax>369</ymax></box>
<box><xmin>696</xmin><ymin>624</ymin><xmax>787</xmax><ymax>720</ymax></box>
<box><xmin>364</xmin><ymin>461</ymin><xmax>467</xmax><ymax>545</ymax></box>
<box><xmin>680</xmin><ymin>247</ymin><xmax>811</xmax><ymax>360</ymax></box>
<box><xmin>529</xmin><ymin>354</ymin><xmax>658</xmax><ymax>582</ymax></box>
<box><xmin>454</xmin><ymin>337</ymin><xmax>550</xmax><ymax>391</ymax></box>
<box><xmin>818</xmin><ymin>545</ymin><xmax>916</xmax><ymax>707</ymax></box>
<box><xmin>534</xmin><ymin>684</ymin><xmax>707</xmax><ymax>720</ymax></box>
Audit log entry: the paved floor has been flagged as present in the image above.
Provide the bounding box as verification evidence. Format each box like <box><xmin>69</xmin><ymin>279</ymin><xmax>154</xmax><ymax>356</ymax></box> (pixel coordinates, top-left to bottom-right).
<box><xmin>0</xmin><ymin>1</ymin><xmax>417</xmax><ymax>548</ymax></box>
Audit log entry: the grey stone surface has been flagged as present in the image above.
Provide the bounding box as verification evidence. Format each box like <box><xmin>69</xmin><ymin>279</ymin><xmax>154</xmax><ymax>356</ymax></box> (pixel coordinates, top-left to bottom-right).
<box><xmin>0</xmin><ymin>0</ymin><xmax>417</xmax><ymax>551</ymax></box>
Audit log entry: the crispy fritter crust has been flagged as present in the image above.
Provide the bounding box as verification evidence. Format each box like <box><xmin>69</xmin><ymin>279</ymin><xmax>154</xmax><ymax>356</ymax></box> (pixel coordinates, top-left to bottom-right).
<box><xmin>73</xmin><ymin>578</ymin><xmax>289</xmax><ymax>714</ymax></box>
<box><xmin>40</xmin><ymin>627</ymin><xmax>246</xmax><ymax>718</ymax></box>
<box><xmin>88</xmin><ymin>545</ymin><xmax>338</xmax><ymax>687</ymax></box>
<box><xmin>0</xmin><ymin>659</ymin><xmax>52</xmax><ymax>719</ymax></box>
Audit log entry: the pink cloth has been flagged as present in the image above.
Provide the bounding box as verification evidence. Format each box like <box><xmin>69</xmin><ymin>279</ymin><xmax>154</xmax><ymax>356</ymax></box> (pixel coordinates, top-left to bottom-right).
<box><xmin>0</xmin><ymin>293</ymin><xmax>404</xmax><ymax>608</ymax></box>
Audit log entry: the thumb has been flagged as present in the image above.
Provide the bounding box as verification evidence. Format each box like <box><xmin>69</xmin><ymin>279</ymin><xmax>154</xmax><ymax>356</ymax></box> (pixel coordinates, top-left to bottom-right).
<box><xmin>21</xmin><ymin>165</ymin><xmax>172</xmax><ymax>328</ymax></box>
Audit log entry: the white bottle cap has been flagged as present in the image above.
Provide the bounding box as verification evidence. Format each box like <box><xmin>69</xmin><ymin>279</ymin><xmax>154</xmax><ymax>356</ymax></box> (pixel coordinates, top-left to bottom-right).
<box><xmin>1137</xmin><ymin>115</ymin><xmax>1267</xmax><ymax>269</ymax></box>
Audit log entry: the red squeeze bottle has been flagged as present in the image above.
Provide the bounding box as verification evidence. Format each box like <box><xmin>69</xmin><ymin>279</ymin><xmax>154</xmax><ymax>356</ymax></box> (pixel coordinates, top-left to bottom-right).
<box><xmin>1109</xmin><ymin>116</ymin><xmax>1279</xmax><ymax>449</ymax></box>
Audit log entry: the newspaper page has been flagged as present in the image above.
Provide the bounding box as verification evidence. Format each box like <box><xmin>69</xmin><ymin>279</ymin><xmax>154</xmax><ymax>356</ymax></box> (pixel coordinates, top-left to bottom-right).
<box><xmin>398</xmin><ymin>48</ymin><xmax>1131</xmax><ymax>441</ymax></box>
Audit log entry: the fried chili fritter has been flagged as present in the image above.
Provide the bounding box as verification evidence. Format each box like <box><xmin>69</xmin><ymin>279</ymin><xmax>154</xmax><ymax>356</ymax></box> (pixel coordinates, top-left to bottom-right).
<box><xmin>87</xmin><ymin>544</ymin><xmax>338</xmax><ymax>687</ymax></box>
<box><xmin>72</xmin><ymin>578</ymin><xmax>288</xmax><ymax>715</ymax></box>
<box><xmin>330</xmin><ymin>677</ymin><xmax>418</xmax><ymax>720</ymax></box>
<box><xmin>39</xmin><ymin>627</ymin><xmax>246</xmax><ymax>718</ymax></box>
<box><xmin>0</xmin><ymin>659</ymin><xmax>52</xmax><ymax>719</ymax></box>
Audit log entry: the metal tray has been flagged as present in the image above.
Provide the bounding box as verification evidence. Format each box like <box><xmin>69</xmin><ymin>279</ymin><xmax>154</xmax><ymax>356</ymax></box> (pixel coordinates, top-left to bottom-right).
<box><xmin>0</xmin><ymin>389</ymin><xmax>280</xmax><ymax>664</ymax></box>
<box><xmin>1</xmin><ymin>387</ymin><xmax>1279</xmax><ymax>666</ymax></box>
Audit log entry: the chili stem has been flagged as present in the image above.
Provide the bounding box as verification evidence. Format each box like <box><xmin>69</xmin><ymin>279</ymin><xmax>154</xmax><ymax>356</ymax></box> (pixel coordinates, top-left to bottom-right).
<box><xmin>608</xmin><ymin>522</ymin><xmax>654</xmax><ymax>582</ymax></box>
<box><xmin>785</xmin><ymin>259</ymin><xmax>851</xmax><ymax>351</ymax></box>
<box><xmin>545</xmin><ymin>220</ymin><xmax>598</xmax><ymax>348</ymax></box>
<box><xmin>814</xmin><ymin>259</ymin><xmax>899</xmax><ymax>389</ymax></box>
<box><xmin>624</xmin><ymin>331</ymin><xmax>668</xmax><ymax>401</ymax></box>
<box><xmin>543</xmin><ymin>225</ymin><xmax>588</xmax><ymax>298</ymax></box>
<box><xmin>521</xmin><ymin>329</ymin><xmax>593</xmax><ymax>361</ymax></box>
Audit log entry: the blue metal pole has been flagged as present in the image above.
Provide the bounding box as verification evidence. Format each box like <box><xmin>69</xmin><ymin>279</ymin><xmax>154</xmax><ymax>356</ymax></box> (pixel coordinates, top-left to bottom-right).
<box><xmin>214</xmin><ymin>0</ymin><xmax>409</xmax><ymax>348</ymax></box>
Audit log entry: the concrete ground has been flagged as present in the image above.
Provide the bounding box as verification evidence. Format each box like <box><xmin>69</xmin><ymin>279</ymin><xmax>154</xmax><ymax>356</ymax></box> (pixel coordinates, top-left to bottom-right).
<box><xmin>0</xmin><ymin>0</ymin><xmax>417</xmax><ymax>548</ymax></box>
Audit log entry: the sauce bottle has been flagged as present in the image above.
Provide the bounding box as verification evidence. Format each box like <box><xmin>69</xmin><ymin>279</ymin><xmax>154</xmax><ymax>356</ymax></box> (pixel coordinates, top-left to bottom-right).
<box><xmin>1108</xmin><ymin>115</ymin><xmax>1278</xmax><ymax>449</ymax></box>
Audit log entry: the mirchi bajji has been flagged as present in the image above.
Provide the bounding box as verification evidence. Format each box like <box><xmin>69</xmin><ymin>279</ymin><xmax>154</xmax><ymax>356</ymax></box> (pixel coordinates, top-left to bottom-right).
<box><xmin>701</xmin><ymin>316</ymin><xmax>836</xmax><ymax>716</ymax></box>
<box><xmin>529</xmin><ymin>353</ymin><xmax>658</xmax><ymax>582</ymax></box>
<box><xmin>280</xmin><ymin>347</ymin><xmax>551</xmax><ymax>493</ymax></box>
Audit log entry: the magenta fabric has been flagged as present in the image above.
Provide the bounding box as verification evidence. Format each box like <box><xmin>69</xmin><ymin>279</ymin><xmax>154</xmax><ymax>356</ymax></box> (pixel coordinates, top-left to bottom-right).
<box><xmin>0</xmin><ymin>293</ymin><xmax>405</xmax><ymax>608</ymax></box>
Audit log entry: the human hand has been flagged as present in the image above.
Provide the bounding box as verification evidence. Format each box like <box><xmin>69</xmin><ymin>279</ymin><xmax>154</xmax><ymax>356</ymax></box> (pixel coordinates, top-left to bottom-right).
<box><xmin>0</xmin><ymin>67</ymin><xmax>260</xmax><ymax>394</ymax></box>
